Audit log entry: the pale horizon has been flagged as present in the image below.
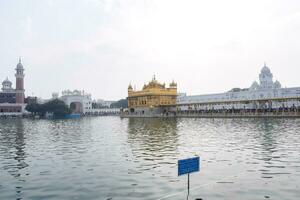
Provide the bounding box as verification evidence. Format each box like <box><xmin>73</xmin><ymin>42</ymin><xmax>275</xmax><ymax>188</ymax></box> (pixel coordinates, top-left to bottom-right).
<box><xmin>1</xmin><ymin>0</ymin><xmax>300</xmax><ymax>100</ymax></box>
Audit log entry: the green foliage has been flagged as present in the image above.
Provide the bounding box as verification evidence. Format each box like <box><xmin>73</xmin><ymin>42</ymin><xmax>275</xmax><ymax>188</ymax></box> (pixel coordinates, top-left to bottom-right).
<box><xmin>25</xmin><ymin>103</ymin><xmax>41</xmax><ymax>114</ymax></box>
<box><xmin>26</xmin><ymin>99</ymin><xmax>71</xmax><ymax>118</ymax></box>
<box><xmin>110</xmin><ymin>99</ymin><xmax>128</xmax><ymax>108</ymax></box>
<box><xmin>43</xmin><ymin>99</ymin><xmax>71</xmax><ymax>117</ymax></box>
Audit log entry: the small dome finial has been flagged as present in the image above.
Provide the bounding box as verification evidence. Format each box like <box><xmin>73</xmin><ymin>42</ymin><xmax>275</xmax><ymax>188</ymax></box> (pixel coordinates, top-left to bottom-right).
<box><xmin>170</xmin><ymin>79</ymin><xmax>177</xmax><ymax>87</ymax></box>
<box><xmin>128</xmin><ymin>82</ymin><xmax>133</xmax><ymax>90</ymax></box>
<box><xmin>16</xmin><ymin>57</ymin><xmax>24</xmax><ymax>69</ymax></box>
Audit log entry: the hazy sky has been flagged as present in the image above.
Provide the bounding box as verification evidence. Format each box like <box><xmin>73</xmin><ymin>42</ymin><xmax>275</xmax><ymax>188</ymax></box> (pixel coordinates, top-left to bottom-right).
<box><xmin>0</xmin><ymin>0</ymin><xmax>300</xmax><ymax>100</ymax></box>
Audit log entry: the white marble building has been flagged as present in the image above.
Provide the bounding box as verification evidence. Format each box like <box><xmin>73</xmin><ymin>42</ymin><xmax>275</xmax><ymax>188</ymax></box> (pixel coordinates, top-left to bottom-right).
<box><xmin>59</xmin><ymin>90</ymin><xmax>93</xmax><ymax>114</ymax></box>
<box><xmin>177</xmin><ymin>64</ymin><xmax>300</xmax><ymax>110</ymax></box>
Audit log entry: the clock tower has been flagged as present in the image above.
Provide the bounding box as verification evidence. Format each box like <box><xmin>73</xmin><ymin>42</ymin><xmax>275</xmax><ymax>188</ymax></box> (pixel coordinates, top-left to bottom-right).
<box><xmin>15</xmin><ymin>58</ymin><xmax>25</xmax><ymax>104</ymax></box>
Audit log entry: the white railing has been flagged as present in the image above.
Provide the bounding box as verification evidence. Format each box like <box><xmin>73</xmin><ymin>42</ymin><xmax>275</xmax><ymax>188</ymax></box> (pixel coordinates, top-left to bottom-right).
<box><xmin>0</xmin><ymin>112</ymin><xmax>23</xmax><ymax>116</ymax></box>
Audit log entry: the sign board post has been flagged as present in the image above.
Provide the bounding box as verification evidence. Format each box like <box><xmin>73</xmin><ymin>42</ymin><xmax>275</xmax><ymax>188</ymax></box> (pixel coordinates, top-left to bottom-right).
<box><xmin>188</xmin><ymin>173</ymin><xmax>190</xmax><ymax>195</ymax></box>
<box><xmin>178</xmin><ymin>156</ymin><xmax>200</xmax><ymax>195</ymax></box>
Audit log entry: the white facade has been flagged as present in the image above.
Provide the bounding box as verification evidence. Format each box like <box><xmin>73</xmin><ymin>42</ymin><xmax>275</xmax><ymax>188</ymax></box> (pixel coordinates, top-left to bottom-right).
<box><xmin>49</xmin><ymin>90</ymin><xmax>119</xmax><ymax>115</ymax></box>
<box><xmin>60</xmin><ymin>90</ymin><xmax>93</xmax><ymax>114</ymax></box>
<box><xmin>177</xmin><ymin>64</ymin><xmax>300</xmax><ymax>110</ymax></box>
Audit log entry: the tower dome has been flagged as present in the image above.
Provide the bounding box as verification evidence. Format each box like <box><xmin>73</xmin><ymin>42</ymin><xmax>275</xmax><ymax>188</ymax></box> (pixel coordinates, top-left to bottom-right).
<box><xmin>3</xmin><ymin>77</ymin><xmax>12</xmax><ymax>85</ymax></box>
<box><xmin>250</xmin><ymin>81</ymin><xmax>259</xmax><ymax>90</ymax></box>
<box><xmin>2</xmin><ymin>77</ymin><xmax>13</xmax><ymax>92</ymax></box>
<box><xmin>261</xmin><ymin>63</ymin><xmax>271</xmax><ymax>74</ymax></box>
<box><xmin>16</xmin><ymin>57</ymin><xmax>24</xmax><ymax>69</ymax></box>
<box><xmin>274</xmin><ymin>80</ymin><xmax>281</xmax><ymax>89</ymax></box>
<box><xmin>259</xmin><ymin>62</ymin><xmax>273</xmax><ymax>89</ymax></box>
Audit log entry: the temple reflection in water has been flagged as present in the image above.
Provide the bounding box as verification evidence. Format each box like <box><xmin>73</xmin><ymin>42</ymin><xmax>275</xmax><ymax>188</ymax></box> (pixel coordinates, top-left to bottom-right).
<box><xmin>126</xmin><ymin>118</ymin><xmax>179</xmax><ymax>160</ymax></box>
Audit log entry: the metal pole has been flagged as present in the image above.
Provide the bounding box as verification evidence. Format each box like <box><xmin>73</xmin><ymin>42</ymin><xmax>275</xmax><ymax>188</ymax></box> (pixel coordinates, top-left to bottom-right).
<box><xmin>188</xmin><ymin>173</ymin><xmax>190</xmax><ymax>196</ymax></box>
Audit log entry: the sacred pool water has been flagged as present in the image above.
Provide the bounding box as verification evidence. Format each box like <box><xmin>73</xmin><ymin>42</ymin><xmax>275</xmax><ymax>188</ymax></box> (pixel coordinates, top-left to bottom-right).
<box><xmin>0</xmin><ymin>117</ymin><xmax>300</xmax><ymax>200</ymax></box>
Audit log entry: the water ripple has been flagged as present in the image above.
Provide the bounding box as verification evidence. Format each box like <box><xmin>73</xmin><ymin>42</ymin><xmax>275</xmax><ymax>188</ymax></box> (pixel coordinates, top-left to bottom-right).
<box><xmin>0</xmin><ymin>117</ymin><xmax>300</xmax><ymax>199</ymax></box>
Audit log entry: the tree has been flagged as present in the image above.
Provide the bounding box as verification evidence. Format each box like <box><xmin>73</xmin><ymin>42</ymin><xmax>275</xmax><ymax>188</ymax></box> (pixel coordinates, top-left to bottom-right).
<box><xmin>26</xmin><ymin>99</ymin><xmax>71</xmax><ymax>118</ymax></box>
<box><xmin>110</xmin><ymin>99</ymin><xmax>128</xmax><ymax>108</ymax></box>
<box><xmin>25</xmin><ymin>103</ymin><xmax>41</xmax><ymax>115</ymax></box>
<box><xmin>43</xmin><ymin>99</ymin><xmax>71</xmax><ymax>117</ymax></box>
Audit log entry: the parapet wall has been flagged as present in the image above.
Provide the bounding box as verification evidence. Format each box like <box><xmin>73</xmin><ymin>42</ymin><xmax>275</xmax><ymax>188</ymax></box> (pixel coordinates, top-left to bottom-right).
<box><xmin>121</xmin><ymin>110</ymin><xmax>300</xmax><ymax>118</ymax></box>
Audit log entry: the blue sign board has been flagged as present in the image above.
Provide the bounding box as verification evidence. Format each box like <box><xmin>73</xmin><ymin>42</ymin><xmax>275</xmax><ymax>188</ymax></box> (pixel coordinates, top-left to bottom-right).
<box><xmin>178</xmin><ymin>156</ymin><xmax>200</xmax><ymax>176</ymax></box>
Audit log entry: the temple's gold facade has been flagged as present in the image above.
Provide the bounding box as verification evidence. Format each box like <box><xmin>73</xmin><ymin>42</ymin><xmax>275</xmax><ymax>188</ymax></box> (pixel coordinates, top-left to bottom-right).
<box><xmin>128</xmin><ymin>76</ymin><xmax>177</xmax><ymax>108</ymax></box>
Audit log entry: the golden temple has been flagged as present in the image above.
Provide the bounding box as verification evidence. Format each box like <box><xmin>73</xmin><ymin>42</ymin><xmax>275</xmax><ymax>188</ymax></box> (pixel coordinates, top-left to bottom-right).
<box><xmin>127</xmin><ymin>76</ymin><xmax>177</xmax><ymax>109</ymax></box>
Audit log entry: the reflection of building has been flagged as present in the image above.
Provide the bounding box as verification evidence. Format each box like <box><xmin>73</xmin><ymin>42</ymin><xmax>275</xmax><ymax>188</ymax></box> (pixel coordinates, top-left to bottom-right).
<box><xmin>127</xmin><ymin>118</ymin><xmax>179</xmax><ymax>160</ymax></box>
<box><xmin>0</xmin><ymin>58</ymin><xmax>26</xmax><ymax>116</ymax></box>
<box><xmin>0</xmin><ymin>119</ymin><xmax>29</xmax><ymax>199</ymax></box>
<box><xmin>126</xmin><ymin>76</ymin><xmax>177</xmax><ymax>116</ymax></box>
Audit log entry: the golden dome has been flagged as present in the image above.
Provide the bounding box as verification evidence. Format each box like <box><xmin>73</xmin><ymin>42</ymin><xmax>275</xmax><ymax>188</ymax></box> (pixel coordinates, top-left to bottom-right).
<box><xmin>144</xmin><ymin>75</ymin><xmax>165</xmax><ymax>89</ymax></box>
